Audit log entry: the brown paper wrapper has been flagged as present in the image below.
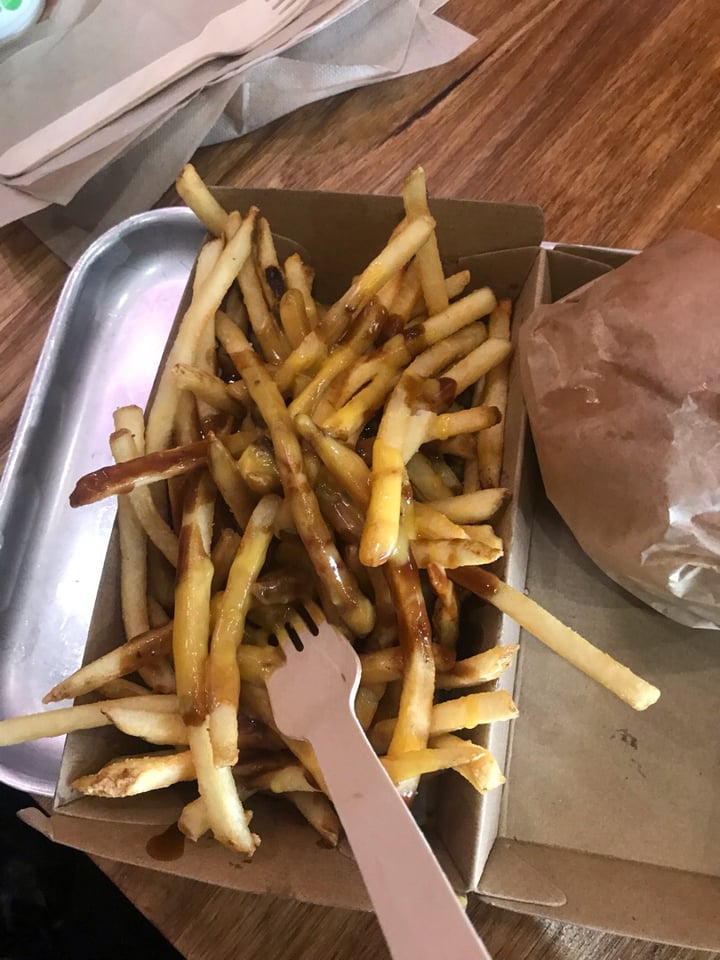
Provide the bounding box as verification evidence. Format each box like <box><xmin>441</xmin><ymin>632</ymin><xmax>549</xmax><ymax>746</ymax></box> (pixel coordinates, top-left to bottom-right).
<box><xmin>519</xmin><ymin>230</ymin><xmax>720</xmax><ymax>629</ymax></box>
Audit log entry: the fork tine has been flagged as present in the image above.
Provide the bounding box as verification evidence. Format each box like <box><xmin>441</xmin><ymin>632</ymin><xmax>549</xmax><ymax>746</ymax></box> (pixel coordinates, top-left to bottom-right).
<box><xmin>304</xmin><ymin>600</ymin><xmax>325</xmax><ymax>628</ymax></box>
<box><xmin>275</xmin><ymin>625</ymin><xmax>298</xmax><ymax>656</ymax></box>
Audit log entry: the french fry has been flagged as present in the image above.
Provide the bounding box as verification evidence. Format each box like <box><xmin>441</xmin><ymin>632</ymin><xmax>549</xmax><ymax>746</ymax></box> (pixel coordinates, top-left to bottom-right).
<box><xmin>174</xmin><ymin>472</ymin><xmax>215</xmax><ymax>726</ymax></box>
<box><xmin>172</xmin><ymin>364</ymin><xmax>245</xmax><ymax>418</ymax></box>
<box><xmin>287</xmin><ymin>792</ymin><xmax>340</xmax><ymax>847</ymax></box>
<box><xmin>99</xmin><ymin>679</ymin><xmax>150</xmax><ymax>699</ymax></box>
<box><xmin>477</xmin><ymin>299</ymin><xmax>512</xmax><ymax>488</ymax></box>
<box><xmin>175</xmin><ymin>164</ymin><xmax>228</xmax><ymax>237</ymax></box>
<box><xmin>146</xmin><ymin>208</ymin><xmax>258</xmax><ymax>452</ymax></box>
<box><xmin>208</xmin><ymin>495</ymin><xmax>280</xmax><ymax>767</ymax></box>
<box><xmin>279</xmin><ymin>288</ymin><xmax>311</xmax><ymax>349</ymax></box>
<box><xmin>101</xmin><ymin>704</ymin><xmax>188</xmax><ymax>745</ymax></box>
<box><xmin>411</xmin><ymin>537</ymin><xmax>503</xmax><ymax>569</ymax></box>
<box><xmin>381</xmin><ymin>740</ymin><xmax>490</xmax><ymax>782</ymax></box>
<box><xmin>431</xmin><ymin>733</ymin><xmax>505</xmax><ymax>793</ymax></box>
<box><xmin>238</xmin><ymin>251</ymin><xmax>290</xmax><ymax>363</ymax></box>
<box><xmin>207</xmin><ymin>433</ymin><xmax>255</xmax><ymax>530</ymax></box>
<box><xmin>442</xmin><ymin>337</ymin><xmax>513</xmax><ymax>398</ymax></box>
<box><xmin>284</xmin><ymin>253</ymin><xmax>319</xmax><ymax>328</ymax></box>
<box><xmin>436</xmin><ymin>645</ymin><xmax>519</xmax><ymax>690</ymax></box>
<box><xmin>407</xmin><ymin>453</ymin><xmax>455</xmax><ymax>501</ymax></box>
<box><xmin>242</xmin><ymin>762</ymin><xmax>318</xmax><ymax>794</ymax></box>
<box><xmin>69</xmin><ymin>431</ymin><xmax>260</xmax><ymax>507</ymax></box>
<box><xmin>188</xmin><ymin>721</ymin><xmax>258</xmax><ymax>855</ymax></box>
<box><xmin>73</xmin><ymin>750</ymin><xmax>196</xmax><ymax>798</ymax></box>
<box><xmin>43</xmin><ymin>623</ymin><xmax>173</xmax><ymax>703</ymax></box>
<box><xmin>423</xmin><ymin>406</ymin><xmax>501</xmax><ymax>442</ymax></box>
<box><xmin>210</xmin><ymin>529</ymin><xmax>242</xmax><ymax>593</ymax></box>
<box><xmin>255</xmin><ymin>216</ymin><xmax>285</xmax><ymax>310</ymax></box>
<box><xmin>0</xmin><ymin>695</ymin><xmax>178</xmax><ymax>746</ymax></box>
<box><xmin>359</xmin><ymin>644</ymin><xmax>455</xmax><ymax>684</ymax></box>
<box><xmin>450</xmin><ymin>568</ymin><xmax>661</xmax><ymax>711</ymax></box>
<box><xmin>427</xmin><ymin>564</ymin><xmax>459</xmax><ymax>649</ymax></box>
<box><xmin>289</xmin><ymin>299</ymin><xmax>386</xmax><ymax>418</ymax></box>
<box><xmin>383</xmin><ymin>527</ymin><xmax>435</xmax><ymax>801</ymax></box>
<box><xmin>110</xmin><ymin>427</ymin><xmax>179</xmax><ymax>567</ymax></box>
<box><xmin>429</xmin><ymin>488</ymin><xmax>508</xmax><ymax>524</ymax></box>
<box><xmin>370</xmin><ymin>690</ymin><xmax>519</xmax><ymax>754</ymax></box>
<box><xmin>237</xmin><ymin>440</ymin><xmax>282</xmax><ymax>495</ymax></box>
<box><xmin>178</xmin><ymin>796</ymin><xmax>211</xmax><ymax>841</ymax></box>
<box><xmin>402</xmin><ymin>167</ymin><xmax>448</xmax><ymax>316</ymax></box>
<box><xmin>319</xmin><ymin>216</ymin><xmax>436</xmax><ymax>344</ymax></box>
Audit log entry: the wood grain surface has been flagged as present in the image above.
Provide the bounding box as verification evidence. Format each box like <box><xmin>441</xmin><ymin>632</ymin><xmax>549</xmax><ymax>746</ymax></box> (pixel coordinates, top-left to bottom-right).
<box><xmin>3</xmin><ymin>0</ymin><xmax>720</xmax><ymax>957</ymax></box>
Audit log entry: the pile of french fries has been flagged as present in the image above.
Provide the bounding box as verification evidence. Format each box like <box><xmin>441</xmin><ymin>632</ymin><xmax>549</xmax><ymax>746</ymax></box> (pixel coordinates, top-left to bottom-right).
<box><xmin>0</xmin><ymin>165</ymin><xmax>660</xmax><ymax>858</ymax></box>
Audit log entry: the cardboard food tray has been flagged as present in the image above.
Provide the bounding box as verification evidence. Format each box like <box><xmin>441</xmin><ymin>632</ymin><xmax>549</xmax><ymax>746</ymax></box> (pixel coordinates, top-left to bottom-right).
<box><xmin>23</xmin><ymin>192</ymin><xmax>720</xmax><ymax>949</ymax></box>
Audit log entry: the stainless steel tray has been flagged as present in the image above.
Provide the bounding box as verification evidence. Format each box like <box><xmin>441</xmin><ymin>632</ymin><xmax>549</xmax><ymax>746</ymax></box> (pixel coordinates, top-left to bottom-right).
<box><xmin>0</xmin><ymin>208</ymin><xmax>205</xmax><ymax>796</ymax></box>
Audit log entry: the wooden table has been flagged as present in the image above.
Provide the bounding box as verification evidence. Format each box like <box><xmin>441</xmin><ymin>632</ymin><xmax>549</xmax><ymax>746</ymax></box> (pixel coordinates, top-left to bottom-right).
<box><xmin>2</xmin><ymin>0</ymin><xmax>719</xmax><ymax>957</ymax></box>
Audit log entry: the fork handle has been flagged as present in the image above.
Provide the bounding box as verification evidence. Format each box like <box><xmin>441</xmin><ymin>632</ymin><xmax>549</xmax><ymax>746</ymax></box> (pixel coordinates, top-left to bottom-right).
<box><xmin>311</xmin><ymin>714</ymin><xmax>494</xmax><ymax>960</ymax></box>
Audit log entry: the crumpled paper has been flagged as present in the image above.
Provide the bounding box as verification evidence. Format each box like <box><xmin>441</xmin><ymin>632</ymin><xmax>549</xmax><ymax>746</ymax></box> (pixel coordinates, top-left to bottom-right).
<box><xmin>519</xmin><ymin>230</ymin><xmax>720</xmax><ymax>629</ymax></box>
<box><xmin>0</xmin><ymin>0</ymin><xmax>473</xmax><ymax>264</ymax></box>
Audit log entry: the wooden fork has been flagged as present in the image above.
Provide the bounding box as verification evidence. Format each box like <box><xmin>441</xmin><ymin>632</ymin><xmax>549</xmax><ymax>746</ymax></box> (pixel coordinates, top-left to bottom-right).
<box><xmin>266</xmin><ymin>603</ymin><xmax>494</xmax><ymax>960</ymax></box>
<box><xmin>0</xmin><ymin>0</ymin><xmax>310</xmax><ymax>179</ymax></box>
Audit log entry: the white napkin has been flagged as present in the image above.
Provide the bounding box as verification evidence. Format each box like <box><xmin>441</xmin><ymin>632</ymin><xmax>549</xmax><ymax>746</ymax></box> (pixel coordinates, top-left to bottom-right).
<box><xmin>4</xmin><ymin>0</ymin><xmax>473</xmax><ymax>263</ymax></box>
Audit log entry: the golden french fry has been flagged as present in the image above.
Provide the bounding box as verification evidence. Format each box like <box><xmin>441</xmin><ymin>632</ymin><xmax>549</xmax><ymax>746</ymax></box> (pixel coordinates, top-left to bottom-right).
<box><xmin>380</xmin><ymin>740</ymin><xmax>489</xmax><ymax>782</ymax></box>
<box><xmin>359</xmin><ymin>644</ymin><xmax>455</xmax><ymax>685</ymax></box>
<box><xmin>98</xmin><ymin>679</ymin><xmax>150</xmax><ymax>699</ymax></box>
<box><xmin>111</xmin><ymin>427</ymin><xmax>179</xmax><ymax>567</ymax></box>
<box><xmin>279</xmin><ymin>288</ymin><xmax>311</xmax><ymax>349</ymax></box>
<box><xmin>172</xmin><ymin>364</ymin><xmax>245</xmax><ymax>418</ymax></box>
<box><xmin>207</xmin><ymin>433</ymin><xmax>256</xmax><ymax>530</ymax></box>
<box><xmin>287</xmin><ymin>792</ymin><xmax>340</xmax><ymax>847</ymax></box>
<box><xmin>175</xmin><ymin>164</ymin><xmax>228</xmax><ymax>237</ymax></box>
<box><xmin>431</xmin><ymin>733</ymin><xmax>505</xmax><ymax>793</ymax></box>
<box><xmin>146</xmin><ymin>208</ymin><xmax>258</xmax><ymax>452</ymax></box>
<box><xmin>436</xmin><ymin>644</ymin><xmax>519</xmax><ymax>690</ymax></box>
<box><xmin>284</xmin><ymin>253</ymin><xmax>319</xmax><ymax>328</ymax></box>
<box><xmin>402</xmin><ymin>167</ymin><xmax>448</xmax><ymax>316</ymax></box>
<box><xmin>442</xmin><ymin>337</ymin><xmax>513</xmax><ymax>398</ymax></box>
<box><xmin>210</xmin><ymin>529</ymin><xmax>242</xmax><ymax>593</ymax></box>
<box><xmin>73</xmin><ymin>750</ymin><xmax>196</xmax><ymax>798</ymax></box>
<box><xmin>101</xmin><ymin>704</ymin><xmax>188</xmax><ymax>745</ymax></box>
<box><xmin>411</xmin><ymin>537</ymin><xmax>503</xmax><ymax>568</ymax></box>
<box><xmin>407</xmin><ymin>453</ymin><xmax>455</xmax><ymax>501</ymax></box>
<box><xmin>178</xmin><ymin>796</ymin><xmax>211</xmax><ymax>841</ymax></box>
<box><xmin>256</xmin><ymin>216</ymin><xmax>285</xmax><ymax>310</ymax></box>
<box><xmin>238</xmin><ymin>251</ymin><xmax>290</xmax><ymax>363</ymax></box>
<box><xmin>427</xmin><ymin>563</ymin><xmax>459</xmax><ymax>649</ymax></box>
<box><xmin>289</xmin><ymin>299</ymin><xmax>386</xmax><ymax>419</ymax></box>
<box><xmin>188</xmin><ymin>721</ymin><xmax>258</xmax><ymax>855</ymax></box>
<box><xmin>0</xmin><ymin>695</ymin><xmax>178</xmax><ymax>746</ymax></box>
<box><xmin>237</xmin><ymin>440</ymin><xmax>282</xmax><ymax>495</ymax></box>
<box><xmin>477</xmin><ymin>299</ymin><xmax>512</xmax><ymax>488</ymax></box>
<box><xmin>424</xmin><ymin>406</ymin><xmax>501</xmax><ymax>442</ymax></box>
<box><xmin>429</xmin><ymin>488</ymin><xmax>508</xmax><ymax>524</ymax></box>
<box><xmin>451</xmin><ymin>568</ymin><xmax>661</xmax><ymax>711</ymax></box>
<box><xmin>174</xmin><ymin>472</ymin><xmax>215</xmax><ymax>726</ymax></box>
<box><xmin>43</xmin><ymin>623</ymin><xmax>173</xmax><ymax>703</ymax></box>
<box><xmin>241</xmin><ymin>762</ymin><xmax>318</xmax><ymax>794</ymax></box>
<box><xmin>208</xmin><ymin>495</ymin><xmax>280</xmax><ymax>767</ymax></box>
<box><xmin>370</xmin><ymin>689</ymin><xmax>518</xmax><ymax>754</ymax></box>
<box><xmin>319</xmin><ymin>216</ymin><xmax>436</xmax><ymax>344</ymax></box>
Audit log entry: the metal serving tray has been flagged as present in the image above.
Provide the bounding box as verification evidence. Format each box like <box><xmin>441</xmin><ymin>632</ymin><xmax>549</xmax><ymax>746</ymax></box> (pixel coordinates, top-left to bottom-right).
<box><xmin>0</xmin><ymin>208</ymin><xmax>205</xmax><ymax>795</ymax></box>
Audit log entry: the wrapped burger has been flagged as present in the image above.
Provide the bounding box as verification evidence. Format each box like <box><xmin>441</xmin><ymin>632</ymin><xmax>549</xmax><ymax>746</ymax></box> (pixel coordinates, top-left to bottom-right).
<box><xmin>519</xmin><ymin>230</ymin><xmax>720</xmax><ymax>628</ymax></box>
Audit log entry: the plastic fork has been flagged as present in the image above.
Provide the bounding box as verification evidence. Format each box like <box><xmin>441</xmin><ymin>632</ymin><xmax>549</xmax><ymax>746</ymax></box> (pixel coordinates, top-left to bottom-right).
<box><xmin>0</xmin><ymin>0</ymin><xmax>309</xmax><ymax>179</ymax></box>
<box><xmin>266</xmin><ymin>603</ymin><xmax>494</xmax><ymax>960</ymax></box>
